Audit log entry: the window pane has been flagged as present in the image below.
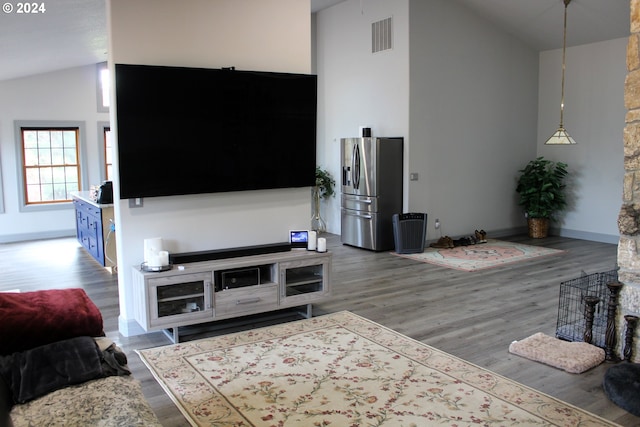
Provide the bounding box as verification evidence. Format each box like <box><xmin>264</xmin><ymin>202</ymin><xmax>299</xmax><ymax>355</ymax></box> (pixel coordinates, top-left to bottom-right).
<box><xmin>51</xmin><ymin>148</ymin><xmax>64</xmax><ymax>164</ymax></box>
<box><xmin>38</xmin><ymin>148</ymin><xmax>52</xmax><ymax>166</ymax></box>
<box><xmin>27</xmin><ymin>185</ymin><xmax>42</xmax><ymax>202</ymax></box>
<box><xmin>105</xmin><ymin>129</ymin><xmax>113</xmax><ymax>162</ymax></box>
<box><xmin>65</xmin><ymin>166</ymin><xmax>78</xmax><ymax>183</ymax></box>
<box><xmin>104</xmin><ymin>128</ymin><xmax>113</xmax><ymax>181</ymax></box>
<box><xmin>25</xmin><ymin>168</ymin><xmax>40</xmax><ymax>185</ymax></box>
<box><xmin>50</xmin><ymin>131</ymin><xmax>63</xmax><ymax>148</ymax></box>
<box><xmin>63</xmin><ymin>131</ymin><xmax>76</xmax><ymax>148</ymax></box>
<box><xmin>24</xmin><ymin>148</ymin><xmax>39</xmax><ymax>166</ymax></box>
<box><xmin>53</xmin><ymin>183</ymin><xmax>68</xmax><ymax>200</ymax></box>
<box><xmin>39</xmin><ymin>167</ymin><xmax>53</xmax><ymax>184</ymax></box>
<box><xmin>52</xmin><ymin>166</ymin><xmax>66</xmax><ymax>183</ymax></box>
<box><xmin>37</xmin><ymin>131</ymin><xmax>50</xmax><ymax>148</ymax></box>
<box><xmin>66</xmin><ymin>181</ymin><xmax>79</xmax><ymax>194</ymax></box>
<box><xmin>101</xmin><ymin>68</ymin><xmax>110</xmax><ymax>108</ymax></box>
<box><xmin>40</xmin><ymin>183</ymin><xmax>54</xmax><ymax>201</ymax></box>
<box><xmin>23</xmin><ymin>131</ymin><xmax>37</xmax><ymax>148</ymax></box>
<box><xmin>64</xmin><ymin>147</ymin><xmax>77</xmax><ymax>164</ymax></box>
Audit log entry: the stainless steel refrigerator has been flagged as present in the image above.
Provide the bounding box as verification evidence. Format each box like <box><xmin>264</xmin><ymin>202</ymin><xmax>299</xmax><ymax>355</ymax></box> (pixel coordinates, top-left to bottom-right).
<box><xmin>341</xmin><ymin>137</ymin><xmax>403</xmax><ymax>251</ymax></box>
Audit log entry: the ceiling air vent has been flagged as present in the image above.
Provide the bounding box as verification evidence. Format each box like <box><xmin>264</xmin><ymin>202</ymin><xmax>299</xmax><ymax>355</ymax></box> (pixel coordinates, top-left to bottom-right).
<box><xmin>372</xmin><ymin>17</ymin><xmax>392</xmax><ymax>53</ymax></box>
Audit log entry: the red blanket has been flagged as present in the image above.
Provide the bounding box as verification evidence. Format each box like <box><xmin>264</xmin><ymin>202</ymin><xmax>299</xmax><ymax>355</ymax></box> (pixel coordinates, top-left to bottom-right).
<box><xmin>0</xmin><ymin>289</ymin><xmax>104</xmax><ymax>355</ymax></box>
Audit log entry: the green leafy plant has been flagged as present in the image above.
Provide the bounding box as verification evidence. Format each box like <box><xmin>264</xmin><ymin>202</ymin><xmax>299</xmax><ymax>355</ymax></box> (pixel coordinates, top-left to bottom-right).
<box><xmin>315</xmin><ymin>167</ymin><xmax>335</xmax><ymax>200</ymax></box>
<box><xmin>515</xmin><ymin>157</ymin><xmax>568</xmax><ymax>219</ymax></box>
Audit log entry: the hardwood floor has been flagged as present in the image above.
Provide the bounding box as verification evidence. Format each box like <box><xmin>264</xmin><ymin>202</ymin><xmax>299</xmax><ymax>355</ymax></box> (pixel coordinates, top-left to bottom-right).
<box><xmin>2</xmin><ymin>233</ymin><xmax>639</xmax><ymax>426</ymax></box>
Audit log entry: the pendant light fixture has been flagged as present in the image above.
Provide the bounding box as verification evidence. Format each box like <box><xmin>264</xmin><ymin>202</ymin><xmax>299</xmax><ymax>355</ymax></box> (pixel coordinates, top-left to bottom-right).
<box><xmin>545</xmin><ymin>0</ymin><xmax>577</xmax><ymax>145</ymax></box>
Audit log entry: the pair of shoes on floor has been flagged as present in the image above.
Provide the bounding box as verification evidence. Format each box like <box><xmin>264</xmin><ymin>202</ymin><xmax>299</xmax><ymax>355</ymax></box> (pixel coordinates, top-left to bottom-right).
<box><xmin>453</xmin><ymin>236</ymin><xmax>477</xmax><ymax>247</ymax></box>
<box><xmin>452</xmin><ymin>230</ymin><xmax>488</xmax><ymax>247</ymax></box>
<box><xmin>475</xmin><ymin>229</ymin><xmax>487</xmax><ymax>243</ymax></box>
<box><xmin>430</xmin><ymin>236</ymin><xmax>454</xmax><ymax>249</ymax></box>
<box><xmin>431</xmin><ymin>230</ymin><xmax>487</xmax><ymax>249</ymax></box>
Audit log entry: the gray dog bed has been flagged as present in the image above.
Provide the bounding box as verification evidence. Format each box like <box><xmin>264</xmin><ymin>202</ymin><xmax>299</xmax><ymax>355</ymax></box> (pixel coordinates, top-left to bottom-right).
<box><xmin>603</xmin><ymin>363</ymin><xmax>640</xmax><ymax>417</ymax></box>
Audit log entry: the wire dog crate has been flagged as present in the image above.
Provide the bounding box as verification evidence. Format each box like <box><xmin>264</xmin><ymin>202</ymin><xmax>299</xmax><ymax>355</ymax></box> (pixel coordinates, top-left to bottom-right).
<box><xmin>555</xmin><ymin>269</ymin><xmax>618</xmax><ymax>348</ymax></box>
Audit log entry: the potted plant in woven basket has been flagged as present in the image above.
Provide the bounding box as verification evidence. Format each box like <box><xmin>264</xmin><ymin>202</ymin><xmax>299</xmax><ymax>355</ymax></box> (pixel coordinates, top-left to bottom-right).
<box><xmin>515</xmin><ymin>157</ymin><xmax>568</xmax><ymax>238</ymax></box>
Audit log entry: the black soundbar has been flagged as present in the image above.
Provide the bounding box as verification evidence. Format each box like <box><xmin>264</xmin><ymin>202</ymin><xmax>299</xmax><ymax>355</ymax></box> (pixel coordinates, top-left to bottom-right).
<box><xmin>169</xmin><ymin>242</ymin><xmax>291</xmax><ymax>265</ymax></box>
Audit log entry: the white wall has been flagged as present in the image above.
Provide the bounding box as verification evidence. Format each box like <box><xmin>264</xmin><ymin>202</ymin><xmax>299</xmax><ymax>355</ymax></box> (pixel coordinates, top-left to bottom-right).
<box><xmin>0</xmin><ymin>65</ymin><xmax>110</xmax><ymax>242</ymax></box>
<box><xmin>407</xmin><ymin>0</ymin><xmax>539</xmax><ymax>240</ymax></box>
<box><xmin>315</xmin><ymin>0</ymin><xmax>410</xmax><ymax>234</ymax></box>
<box><xmin>107</xmin><ymin>0</ymin><xmax>313</xmax><ymax>336</ymax></box>
<box><xmin>316</xmin><ymin>0</ymin><xmax>538</xmax><ymax>241</ymax></box>
<box><xmin>538</xmin><ymin>38</ymin><xmax>626</xmax><ymax>243</ymax></box>
<box><xmin>316</xmin><ymin>0</ymin><xmax>624</xmax><ymax>244</ymax></box>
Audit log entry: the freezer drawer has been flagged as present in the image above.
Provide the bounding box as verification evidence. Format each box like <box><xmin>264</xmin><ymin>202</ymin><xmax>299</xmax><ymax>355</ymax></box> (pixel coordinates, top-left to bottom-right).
<box><xmin>341</xmin><ymin>208</ymin><xmax>394</xmax><ymax>251</ymax></box>
<box><xmin>341</xmin><ymin>208</ymin><xmax>377</xmax><ymax>250</ymax></box>
<box><xmin>341</xmin><ymin>194</ymin><xmax>378</xmax><ymax>213</ymax></box>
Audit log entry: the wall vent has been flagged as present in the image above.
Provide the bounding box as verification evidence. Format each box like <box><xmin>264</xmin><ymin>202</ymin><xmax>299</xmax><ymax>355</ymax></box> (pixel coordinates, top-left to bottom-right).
<box><xmin>372</xmin><ymin>17</ymin><xmax>392</xmax><ymax>53</ymax></box>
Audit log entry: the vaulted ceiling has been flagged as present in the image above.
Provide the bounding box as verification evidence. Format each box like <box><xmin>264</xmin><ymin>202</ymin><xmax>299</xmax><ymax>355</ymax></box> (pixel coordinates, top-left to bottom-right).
<box><xmin>0</xmin><ymin>0</ymin><xmax>630</xmax><ymax>82</ymax></box>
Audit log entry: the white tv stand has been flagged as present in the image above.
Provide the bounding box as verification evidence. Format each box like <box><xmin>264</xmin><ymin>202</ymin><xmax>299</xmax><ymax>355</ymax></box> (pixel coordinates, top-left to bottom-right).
<box><xmin>131</xmin><ymin>249</ymin><xmax>331</xmax><ymax>342</ymax></box>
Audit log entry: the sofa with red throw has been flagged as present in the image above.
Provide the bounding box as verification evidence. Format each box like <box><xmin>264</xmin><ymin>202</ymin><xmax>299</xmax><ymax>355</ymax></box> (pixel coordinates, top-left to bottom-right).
<box><xmin>0</xmin><ymin>288</ymin><xmax>161</xmax><ymax>427</ymax></box>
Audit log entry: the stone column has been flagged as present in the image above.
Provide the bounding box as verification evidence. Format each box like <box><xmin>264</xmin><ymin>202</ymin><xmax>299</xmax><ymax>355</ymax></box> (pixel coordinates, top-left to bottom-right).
<box><xmin>617</xmin><ymin>0</ymin><xmax>640</xmax><ymax>363</ymax></box>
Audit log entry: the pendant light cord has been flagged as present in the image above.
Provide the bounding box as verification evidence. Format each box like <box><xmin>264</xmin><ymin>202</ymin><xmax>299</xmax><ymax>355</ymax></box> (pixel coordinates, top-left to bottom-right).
<box><xmin>560</xmin><ymin>0</ymin><xmax>570</xmax><ymax>128</ymax></box>
<box><xmin>544</xmin><ymin>0</ymin><xmax>576</xmax><ymax>145</ymax></box>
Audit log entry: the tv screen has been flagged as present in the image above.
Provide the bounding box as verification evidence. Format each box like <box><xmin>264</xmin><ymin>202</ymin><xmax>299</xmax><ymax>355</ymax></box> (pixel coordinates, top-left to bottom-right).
<box><xmin>114</xmin><ymin>64</ymin><xmax>317</xmax><ymax>199</ymax></box>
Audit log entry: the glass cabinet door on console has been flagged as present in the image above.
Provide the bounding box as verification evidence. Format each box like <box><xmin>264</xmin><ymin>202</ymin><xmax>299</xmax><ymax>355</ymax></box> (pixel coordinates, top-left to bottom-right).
<box><xmin>279</xmin><ymin>258</ymin><xmax>329</xmax><ymax>306</ymax></box>
<box><xmin>148</xmin><ymin>272</ymin><xmax>213</xmax><ymax>329</ymax></box>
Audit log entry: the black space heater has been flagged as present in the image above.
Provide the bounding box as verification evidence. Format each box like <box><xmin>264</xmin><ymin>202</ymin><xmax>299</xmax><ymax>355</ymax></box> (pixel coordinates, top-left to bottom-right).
<box><xmin>392</xmin><ymin>213</ymin><xmax>427</xmax><ymax>254</ymax></box>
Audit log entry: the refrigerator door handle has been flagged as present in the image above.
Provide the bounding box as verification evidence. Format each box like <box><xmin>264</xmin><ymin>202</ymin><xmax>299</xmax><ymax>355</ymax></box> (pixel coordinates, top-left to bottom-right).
<box><xmin>346</xmin><ymin>198</ymin><xmax>372</xmax><ymax>205</ymax></box>
<box><xmin>344</xmin><ymin>210</ymin><xmax>372</xmax><ymax>220</ymax></box>
<box><xmin>352</xmin><ymin>144</ymin><xmax>361</xmax><ymax>190</ymax></box>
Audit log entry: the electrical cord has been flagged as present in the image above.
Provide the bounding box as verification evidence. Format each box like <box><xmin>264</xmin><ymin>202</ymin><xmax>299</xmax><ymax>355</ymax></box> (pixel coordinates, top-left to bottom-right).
<box><xmin>105</xmin><ymin>219</ymin><xmax>117</xmax><ymax>273</ymax></box>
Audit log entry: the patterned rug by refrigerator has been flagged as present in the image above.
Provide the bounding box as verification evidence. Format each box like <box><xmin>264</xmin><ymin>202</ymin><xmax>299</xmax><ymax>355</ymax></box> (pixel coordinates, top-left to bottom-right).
<box><xmin>392</xmin><ymin>239</ymin><xmax>565</xmax><ymax>271</ymax></box>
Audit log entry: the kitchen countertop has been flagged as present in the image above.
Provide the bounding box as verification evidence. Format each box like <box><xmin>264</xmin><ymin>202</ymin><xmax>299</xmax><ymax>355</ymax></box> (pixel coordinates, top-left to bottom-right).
<box><xmin>71</xmin><ymin>191</ymin><xmax>114</xmax><ymax>208</ymax></box>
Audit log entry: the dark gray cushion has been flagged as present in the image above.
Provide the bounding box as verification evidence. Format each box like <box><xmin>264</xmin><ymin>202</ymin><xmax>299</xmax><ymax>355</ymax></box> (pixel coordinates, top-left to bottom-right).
<box><xmin>0</xmin><ymin>336</ymin><xmax>103</xmax><ymax>404</ymax></box>
<box><xmin>603</xmin><ymin>362</ymin><xmax>640</xmax><ymax>417</ymax></box>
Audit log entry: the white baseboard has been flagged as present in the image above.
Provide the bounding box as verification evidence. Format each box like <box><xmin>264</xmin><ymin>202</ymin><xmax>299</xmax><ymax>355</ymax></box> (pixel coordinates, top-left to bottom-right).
<box><xmin>551</xmin><ymin>228</ymin><xmax>619</xmax><ymax>245</ymax></box>
<box><xmin>118</xmin><ymin>316</ymin><xmax>147</xmax><ymax>337</ymax></box>
<box><xmin>426</xmin><ymin>226</ymin><xmax>618</xmax><ymax>245</ymax></box>
<box><xmin>0</xmin><ymin>229</ymin><xmax>75</xmax><ymax>243</ymax></box>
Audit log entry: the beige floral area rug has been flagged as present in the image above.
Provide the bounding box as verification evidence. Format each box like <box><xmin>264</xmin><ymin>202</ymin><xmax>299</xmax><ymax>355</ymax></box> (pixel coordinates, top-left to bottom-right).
<box><xmin>138</xmin><ymin>311</ymin><xmax>617</xmax><ymax>426</ymax></box>
<box><xmin>393</xmin><ymin>239</ymin><xmax>565</xmax><ymax>272</ymax></box>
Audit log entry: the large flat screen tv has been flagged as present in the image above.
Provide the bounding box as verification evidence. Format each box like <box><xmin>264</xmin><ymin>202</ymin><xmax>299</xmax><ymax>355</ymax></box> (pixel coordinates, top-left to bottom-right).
<box><xmin>115</xmin><ymin>64</ymin><xmax>317</xmax><ymax>199</ymax></box>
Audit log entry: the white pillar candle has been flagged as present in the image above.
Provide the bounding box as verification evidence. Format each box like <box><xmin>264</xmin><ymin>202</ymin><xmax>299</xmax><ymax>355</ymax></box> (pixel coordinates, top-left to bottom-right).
<box><xmin>159</xmin><ymin>250</ymin><xmax>169</xmax><ymax>266</ymax></box>
<box><xmin>148</xmin><ymin>254</ymin><xmax>162</xmax><ymax>268</ymax></box>
<box><xmin>144</xmin><ymin>237</ymin><xmax>163</xmax><ymax>264</ymax></box>
<box><xmin>307</xmin><ymin>231</ymin><xmax>317</xmax><ymax>251</ymax></box>
<box><xmin>317</xmin><ymin>237</ymin><xmax>327</xmax><ymax>252</ymax></box>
